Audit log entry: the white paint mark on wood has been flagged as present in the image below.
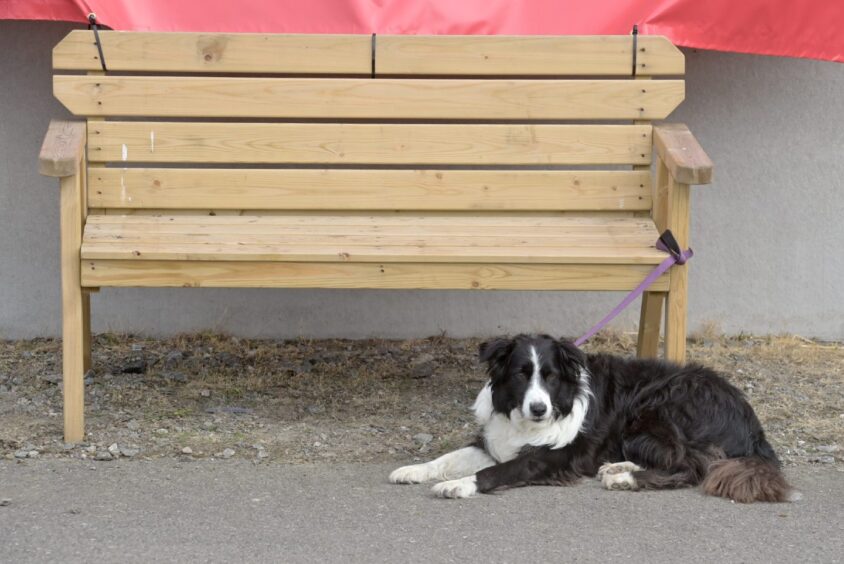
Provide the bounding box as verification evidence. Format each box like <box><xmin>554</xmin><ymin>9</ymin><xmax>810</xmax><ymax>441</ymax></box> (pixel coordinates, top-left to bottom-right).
<box><xmin>121</xmin><ymin>144</ymin><xmax>128</xmax><ymax>161</ymax></box>
<box><xmin>150</xmin><ymin>131</ymin><xmax>155</xmax><ymax>153</ymax></box>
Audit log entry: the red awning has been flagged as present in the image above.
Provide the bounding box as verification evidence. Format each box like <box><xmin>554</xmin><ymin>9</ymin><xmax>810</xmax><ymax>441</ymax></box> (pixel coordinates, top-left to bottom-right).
<box><xmin>2</xmin><ymin>0</ymin><xmax>841</xmax><ymax>62</ymax></box>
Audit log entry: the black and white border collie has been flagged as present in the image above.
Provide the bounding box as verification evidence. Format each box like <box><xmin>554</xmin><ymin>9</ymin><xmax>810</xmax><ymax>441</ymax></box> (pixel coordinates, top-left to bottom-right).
<box><xmin>390</xmin><ymin>334</ymin><xmax>794</xmax><ymax>503</ymax></box>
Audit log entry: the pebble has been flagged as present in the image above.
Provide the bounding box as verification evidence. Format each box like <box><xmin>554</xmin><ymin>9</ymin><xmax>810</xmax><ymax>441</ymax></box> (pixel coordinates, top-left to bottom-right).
<box><xmin>221</xmin><ymin>448</ymin><xmax>235</xmax><ymax>459</ymax></box>
<box><xmin>27</xmin><ymin>450</ymin><xmax>40</xmax><ymax>458</ymax></box>
<box><xmin>155</xmin><ymin>428</ymin><xmax>169</xmax><ymax>436</ymax></box>
<box><xmin>14</xmin><ymin>450</ymin><xmax>28</xmax><ymax>459</ymax></box>
<box><xmin>164</xmin><ymin>350</ymin><xmax>184</xmax><ymax>368</ymax></box>
<box><xmin>200</xmin><ymin>389</ymin><xmax>211</xmax><ymax>398</ymax></box>
<box><xmin>126</xmin><ymin>419</ymin><xmax>140</xmax><ymax>431</ymax></box>
<box><xmin>85</xmin><ymin>445</ymin><xmax>97</xmax><ymax>453</ymax></box>
<box><xmin>306</xmin><ymin>405</ymin><xmax>325</xmax><ymax>415</ymax></box>
<box><xmin>410</xmin><ymin>353</ymin><xmax>436</xmax><ymax>379</ymax></box>
<box><xmin>120</xmin><ymin>446</ymin><xmax>140</xmax><ymax>458</ymax></box>
<box><xmin>181</xmin><ymin>447</ymin><xmax>193</xmax><ymax>455</ymax></box>
<box><xmin>809</xmin><ymin>455</ymin><xmax>835</xmax><ymax>464</ymax></box>
<box><xmin>413</xmin><ymin>433</ymin><xmax>434</xmax><ymax>446</ymax></box>
<box><xmin>94</xmin><ymin>451</ymin><xmax>113</xmax><ymax>461</ymax></box>
<box><xmin>257</xmin><ymin>450</ymin><xmax>269</xmax><ymax>459</ymax></box>
<box><xmin>164</xmin><ymin>371</ymin><xmax>188</xmax><ymax>383</ymax></box>
<box><xmin>131</xmin><ymin>344</ymin><xmax>145</xmax><ymax>352</ymax></box>
<box><xmin>816</xmin><ymin>445</ymin><xmax>840</xmax><ymax>453</ymax></box>
<box><xmin>41</xmin><ymin>373</ymin><xmax>62</xmax><ymax>385</ymax></box>
<box><xmin>107</xmin><ymin>443</ymin><xmax>121</xmax><ymax>456</ymax></box>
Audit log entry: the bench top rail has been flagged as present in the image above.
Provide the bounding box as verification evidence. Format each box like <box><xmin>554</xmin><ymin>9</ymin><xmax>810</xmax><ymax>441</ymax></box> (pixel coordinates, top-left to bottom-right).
<box><xmin>54</xmin><ymin>32</ymin><xmax>684</xmax><ymax>76</ymax></box>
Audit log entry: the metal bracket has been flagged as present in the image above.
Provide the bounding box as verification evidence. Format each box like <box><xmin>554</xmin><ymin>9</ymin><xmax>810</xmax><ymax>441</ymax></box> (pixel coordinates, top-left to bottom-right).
<box><xmin>88</xmin><ymin>13</ymin><xmax>108</xmax><ymax>72</ymax></box>
<box><xmin>631</xmin><ymin>24</ymin><xmax>639</xmax><ymax>77</ymax></box>
<box><xmin>371</xmin><ymin>33</ymin><xmax>377</xmax><ymax>78</ymax></box>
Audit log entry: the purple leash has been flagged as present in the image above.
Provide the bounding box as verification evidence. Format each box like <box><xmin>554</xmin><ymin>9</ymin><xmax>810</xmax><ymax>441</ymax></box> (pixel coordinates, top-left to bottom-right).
<box><xmin>574</xmin><ymin>230</ymin><xmax>693</xmax><ymax>347</ymax></box>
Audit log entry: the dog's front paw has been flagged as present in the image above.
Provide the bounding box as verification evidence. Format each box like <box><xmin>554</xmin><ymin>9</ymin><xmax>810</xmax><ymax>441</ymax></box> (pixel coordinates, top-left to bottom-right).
<box><xmin>389</xmin><ymin>463</ymin><xmax>434</xmax><ymax>484</ymax></box>
<box><xmin>432</xmin><ymin>476</ymin><xmax>478</xmax><ymax>499</ymax></box>
<box><xmin>597</xmin><ymin>461</ymin><xmax>643</xmax><ymax>480</ymax></box>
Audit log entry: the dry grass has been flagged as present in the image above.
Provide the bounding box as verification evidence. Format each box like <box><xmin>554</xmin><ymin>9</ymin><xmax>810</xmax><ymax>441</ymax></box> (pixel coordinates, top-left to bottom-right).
<box><xmin>1</xmin><ymin>331</ymin><xmax>841</xmax><ymax>465</ymax></box>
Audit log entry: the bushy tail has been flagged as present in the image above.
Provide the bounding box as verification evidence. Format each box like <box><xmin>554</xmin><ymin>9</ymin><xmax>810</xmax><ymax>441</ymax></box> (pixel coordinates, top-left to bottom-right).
<box><xmin>701</xmin><ymin>456</ymin><xmax>797</xmax><ymax>503</ymax></box>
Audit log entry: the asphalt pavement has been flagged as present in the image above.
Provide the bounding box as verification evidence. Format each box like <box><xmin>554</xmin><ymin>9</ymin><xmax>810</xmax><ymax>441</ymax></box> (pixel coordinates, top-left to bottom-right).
<box><xmin>1</xmin><ymin>460</ymin><xmax>842</xmax><ymax>563</ymax></box>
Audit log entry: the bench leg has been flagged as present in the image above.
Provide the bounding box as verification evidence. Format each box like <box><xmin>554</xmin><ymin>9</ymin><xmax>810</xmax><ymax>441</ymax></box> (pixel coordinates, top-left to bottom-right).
<box><xmin>664</xmin><ymin>265</ymin><xmax>688</xmax><ymax>363</ymax></box>
<box><xmin>60</xmin><ymin>173</ymin><xmax>86</xmax><ymax>443</ymax></box>
<box><xmin>637</xmin><ymin>292</ymin><xmax>664</xmax><ymax>358</ymax></box>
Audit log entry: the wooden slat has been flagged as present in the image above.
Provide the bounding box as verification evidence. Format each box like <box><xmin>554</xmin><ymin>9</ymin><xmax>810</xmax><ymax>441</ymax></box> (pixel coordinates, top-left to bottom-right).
<box><xmin>86</xmin><ymin>213</ymin><xmax>654</xmax><ymax>226</ymax></box>
<box><xmin>377</xmin><ymin>35</ymin><xmax>684</xmax><ymax>76</ymax></box>
<box><xmin>80</xmin><ymin>213</ymin><xmax>664</xmax><ymax>264</ymax></box>
<box><xmin>85</xmin><ymin>216</ymin><xmax>658</xmax><ymax>237</ymax></box>
<box><xmin>53</xmin><ymin>31</ymin><xmax>372</xmax><ymax>74</ymax></box>
<box><xmin>82</xmin><ymin>260</ymin><xmax>669</xmax><ymax>291</ymax></box>
<box><xmin>55</xmin><ymin>76</ymin><xmax>684</xmax><ymax>119</ymax></box>
<box><xmin>87</xmin><ymin>122</ymin><xmax>651</xmax><ymax>165</ymax></box>
<box><xmin>89</xmin><ymin>169</ymin><xmax>651</xmax><ymax>210</ymax></box>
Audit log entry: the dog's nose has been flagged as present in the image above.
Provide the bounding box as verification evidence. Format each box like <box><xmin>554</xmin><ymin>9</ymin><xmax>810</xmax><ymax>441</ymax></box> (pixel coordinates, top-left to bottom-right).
<box><xmin>529</xmin><ymin>402</ymin><xmax>547</xmax><ymax>417</ymax></box>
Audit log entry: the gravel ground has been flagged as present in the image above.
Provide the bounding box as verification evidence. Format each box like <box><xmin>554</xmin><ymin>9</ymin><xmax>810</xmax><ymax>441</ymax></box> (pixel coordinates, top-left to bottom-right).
<box><xmin>0</xmin><ymin>331</ymin><xmax>841</xmax><ymax>467</ymax></box>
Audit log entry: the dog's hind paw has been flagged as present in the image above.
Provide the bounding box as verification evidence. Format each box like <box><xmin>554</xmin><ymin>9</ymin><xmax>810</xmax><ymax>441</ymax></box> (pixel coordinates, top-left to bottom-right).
<box><xmin>389</xmin><ymin>464</ymin><xmax>435</xmax><ymax>484</ymax></box>
<box><xmin>432</xmin><ymin>476</ymin><xmax>478</xmax><ymax>499</ymax></box>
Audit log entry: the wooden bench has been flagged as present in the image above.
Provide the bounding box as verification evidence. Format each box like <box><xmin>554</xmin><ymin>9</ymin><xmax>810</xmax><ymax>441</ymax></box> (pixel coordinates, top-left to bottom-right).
<box><xmin>39</xmin><ymin>32</ymin><xmax>712</xmax><ymax>442</ymax></box>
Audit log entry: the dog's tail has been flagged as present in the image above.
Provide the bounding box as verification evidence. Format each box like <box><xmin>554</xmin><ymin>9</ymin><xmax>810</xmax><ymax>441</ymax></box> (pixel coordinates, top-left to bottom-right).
<box><xmin>701</xmin><ymin>441</ymin><xmax>798</xmax><ymax>503</ymax></box>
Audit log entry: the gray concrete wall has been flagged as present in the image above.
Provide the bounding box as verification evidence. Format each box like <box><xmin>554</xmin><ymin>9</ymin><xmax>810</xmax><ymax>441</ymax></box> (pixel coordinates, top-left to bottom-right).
<box><xmin>1</xmin><ymin>21</ymin><xmax>842</xmax><ymax>340</ymax></box>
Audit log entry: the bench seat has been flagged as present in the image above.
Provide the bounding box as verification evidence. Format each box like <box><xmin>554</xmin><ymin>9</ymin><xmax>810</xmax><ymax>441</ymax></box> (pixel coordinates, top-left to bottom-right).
<box><xmin>81</xmin><ymin>214</ymin><xmax>665</xmax><ymax>264</ymax></box>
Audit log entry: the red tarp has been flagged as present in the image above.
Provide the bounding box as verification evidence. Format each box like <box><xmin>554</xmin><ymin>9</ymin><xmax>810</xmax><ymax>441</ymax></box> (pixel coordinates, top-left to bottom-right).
<box><xmin>2</xmin><ymin>0</ymin><xmax>842</xmax><ymax>63</ymax></box>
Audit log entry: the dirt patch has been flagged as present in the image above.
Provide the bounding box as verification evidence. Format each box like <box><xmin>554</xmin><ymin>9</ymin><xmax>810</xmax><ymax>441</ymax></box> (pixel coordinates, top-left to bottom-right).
<box><xmin>1</xmin><ymin>332</ymin><xmax>841</xmax><ymax>466</ymax></box>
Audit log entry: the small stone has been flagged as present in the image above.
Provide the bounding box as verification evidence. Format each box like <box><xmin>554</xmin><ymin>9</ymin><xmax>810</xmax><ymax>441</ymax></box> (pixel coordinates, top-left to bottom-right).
<box><xmin>108</xmin><ymin>443</ymin><xmax>120</xmax><ymax>456</ymax></box>
<box><xmin>155</xmin><ymin>428</ymin><xmax>169</xmax><ymax>436</ymax></box>
<box><xmin>221</xmin><ymin>448</ymin><xmax>235</xmax><ymax>459</ymax></box>
<box><xmin>200</xmin><ymin>389</ymin><xmax>211</xmax><ymax>398</ymax></box>
<box><xmin>816</xmin><ymin>445</ymin><xmax>840</xmax><ymax>453</ymax></box>
<box><xmin>164</xmin><ymin>350</ymin><xmax>184</xmax><ymax>369</ymax></box>
<box><xmin>313</xmin><ymin>441</ymin><xmax>322</xmax><ymax>448</ymax></box>
<box><xmin>85</xmin><ymin>445</ymin><xmax>97</xmax><ymax>453</ymax></box>
<box><xmin>306</xmin><ymin>405</ymin><xmax>325</xmax><ymax>415</ymax></box>
<box><xmin>131</xmin><ymin>344</ymin><xmax>144</xmax><ymax>352</ymax></box>
<box><xmin>126</xmin><ymin>419</ymin><xmax>140</xmax><ymax>431</ymax></box>
<box><xmin>41</xmin><ymin>373</ymin><xmax>62</xmax><ymax>385</ymax></box>
<box><xmin>413</xmin><ymin>433</ymin><xmax>434</xmax><ymax>446</ymax></box>
<box><xmin>120</xmin><ymin>446</ymin><xmax>139</xmax><ymax>458</ymax></box>
<box><xmin>181</xmin><ymin>447</ymin><xmax>193</xmax><ymax>455</ymax></box>
<box><xmin>27</xmin><ymin>450</ymin><xmax>40</xmax><ymax>458</ymax></box>
<box><xmin>809</xmin><ymin>455</ymin><xmax>835</xmax><ymax>464</ymax></box>
<box><xmin>164</xmin><ymin>371</ymin><xmax>188</xmax><ymax>383</ymax></box>
<box><xmin>0</xmin><ymin>499</ymin><xmax>10</xmax><ymax>507</ymax></box>
<box><xmin>410</xmin><ymin>353</ymin><xmax>436</xmax><ymax>379</ymax></box>
<box><xmin>95</xmin><ymin>451</ymin><xmax>113</xmax><ymax>461</ymax></box>
<box><xmin>14</xmin><ymin>450</ymin><xmax>28</xmax><ymax>459</ymax></box>
<box><xmin>119</xmin><ymin>357</ymin><xmax>147</xmax><ymax>375</ymax></box>
<box><xmin>257</xmin><ymin>450</ymin><xmax>269</xmax><ymax>459</ymax></box>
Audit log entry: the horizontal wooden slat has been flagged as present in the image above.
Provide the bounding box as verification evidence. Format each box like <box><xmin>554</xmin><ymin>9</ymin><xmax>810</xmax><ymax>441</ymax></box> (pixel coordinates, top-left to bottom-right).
<box><xmin>55</xmin><ymin>76</ymin><xmax>684</xmax><ymax>119</ymax></box>
<box><xmin>87</xmin><ymin>213</ymin><xmax>653</xmax><ymax>226</ymax></box>
<box><xmin>377</xmin><ymin>35</ymin><xmax>684</xmax><ymax>76</ymax></box>
<box><xmin>82</xmin><ymin>260</ymin><xmax>670</xmax><ymax>291</ymax></box>
<box><xmin>87</xmin><ymin>122</ymin><xmax>651</xmax><ymax>165</ymax></box>
<box><xmin>53</xmin><ymin>31</ymin><xmax>372</xmax><ymax>74</ymax></box>
<box><xmin>80</xmin><ymin>214</ymin><xmax>664</xmax><ymax>264</ymax></box>
<box><xmin>88</xmin><ymin>169</ymin><xmax>651</xmax><ymax>210</ymax></box>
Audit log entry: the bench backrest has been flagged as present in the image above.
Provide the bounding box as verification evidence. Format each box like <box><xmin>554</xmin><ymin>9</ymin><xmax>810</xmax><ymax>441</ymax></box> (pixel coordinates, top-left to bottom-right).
<box><xmin>52</xmin><ymin>32</ymin><xmax>684</xmax><ymax>217</ymax></box>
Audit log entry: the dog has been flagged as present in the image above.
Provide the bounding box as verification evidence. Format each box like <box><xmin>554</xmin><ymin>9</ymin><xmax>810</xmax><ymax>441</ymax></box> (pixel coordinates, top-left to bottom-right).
<box><xmin>389</xmin><ymin>334</ymin><xmax>795</xmax><ymax>503</ymax></box>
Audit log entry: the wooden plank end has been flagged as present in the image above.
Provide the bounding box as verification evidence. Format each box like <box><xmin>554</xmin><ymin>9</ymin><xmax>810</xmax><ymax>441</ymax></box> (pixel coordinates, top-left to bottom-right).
<box><xmin>653</xmin><ymin>123</ymin><xmax>713</xmax><ymax>185</ymax></box>
<box><xmin>39</xmin><ymin>120</ymin><xmax>86</xmax><ymax>177</ymax></box>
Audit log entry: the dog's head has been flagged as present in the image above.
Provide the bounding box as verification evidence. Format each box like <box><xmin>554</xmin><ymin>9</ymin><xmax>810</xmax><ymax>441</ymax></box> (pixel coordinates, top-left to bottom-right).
<box><xmin>477</xmin><ymin>334</ymin><xmax>588</xmax><ymax>425</ymax></box>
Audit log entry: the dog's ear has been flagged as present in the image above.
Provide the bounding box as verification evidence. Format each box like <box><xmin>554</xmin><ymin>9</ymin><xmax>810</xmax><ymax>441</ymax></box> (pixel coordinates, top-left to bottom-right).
<box><xmin>479</xmin><ymin>337</ymin><xmax>514</xmax><ymax>369</ymax></box>
<box><xmin>555</xmin><ymin>339</ymin><xmax>586</xmax><ymax>378</ymax></box>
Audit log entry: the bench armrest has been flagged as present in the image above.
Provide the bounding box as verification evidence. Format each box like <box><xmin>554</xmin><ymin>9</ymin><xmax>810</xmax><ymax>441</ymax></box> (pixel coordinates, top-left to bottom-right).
<box><xmin>653</xmin><ymin>124</ymin><xmax>713</xmax><ymax>185</ymax></box>
<box><xmin>39</xmin><ymin>120</ymin><xmax>86</xmax><ymax>178</ymax></box>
